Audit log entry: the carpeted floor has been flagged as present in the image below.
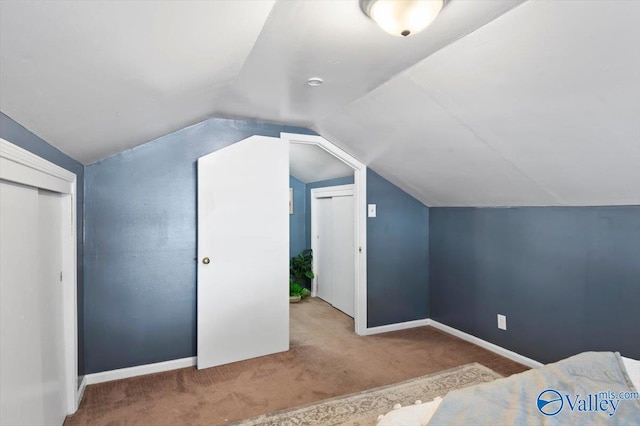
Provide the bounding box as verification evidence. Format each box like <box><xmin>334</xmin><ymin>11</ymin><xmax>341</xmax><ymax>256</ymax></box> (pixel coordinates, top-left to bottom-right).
<box><xmin>65</xmin><ymin>298</ymin><xmax>528</xmax><ymax>425</ymax></box>
<box><xmin>231</xmin><ymin>363</ymin><xmax>502</xmax><ymax>426</ymax></box>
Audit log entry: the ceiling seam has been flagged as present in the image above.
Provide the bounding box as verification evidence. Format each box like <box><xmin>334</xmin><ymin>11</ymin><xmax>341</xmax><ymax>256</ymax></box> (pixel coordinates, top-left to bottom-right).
<box><xmin>232</xmin><ymin>0</ymin><xmax>280</xmax><ymax>80</ymax></box>
<box><xmin>312</xmin><ymin>125</ymin><xmax>440</xmax><ymax>207</ymax></box>
<box><xmin>409</xmin><ymin>76</ymin><xmax>566</xmax><ymax>205</ymax></box>
<box><xmin>310</xmin><ymin>0</ymin><xmax>528</xmax><ymax>127</ymax></box>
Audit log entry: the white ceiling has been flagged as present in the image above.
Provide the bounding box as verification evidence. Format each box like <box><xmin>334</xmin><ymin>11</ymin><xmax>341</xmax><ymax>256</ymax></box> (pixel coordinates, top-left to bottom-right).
<box><xmin>0</xmin><ymin>0</ymin><xmax>276</xmax><ymax>162</ymax></box>
<box><xmin>316</xmin><ymin>0</ymin><xmax>640</xmax><ymax>206</ymax></box>
<box><xmin>289</xmin><ymin>143</ymin><xmax>353</xmax><ymax>184</ymax></box>
<box><xmin>1</xmin><ymin>0</ymin><xmax>638</xmax><ymax>206</ymax></box>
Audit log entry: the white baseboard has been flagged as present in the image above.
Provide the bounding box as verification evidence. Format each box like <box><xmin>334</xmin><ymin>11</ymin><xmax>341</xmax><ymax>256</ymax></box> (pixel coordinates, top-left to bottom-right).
<box><xmin>365</xmin><ymin>318</ymin><xmax>430</xmax><ymax>335</ymax></box>
<box><xmin>85</xmin><ymin>356</ymin><xmax>197</xmax><ymax>385</ymax></box>
<box><xmin>75</xmin><ymin>375</ymin><xmax>87</xmax><ymax>412</ymax></box>
<box><xmin>79</xmin><ymin>320</ymin><xmax>540</xmax><ymax>391</ymax></box>
<box><xmin>427</xmin><ymin>320</ymin><xmax>544</xmax><ymax>369</ymax></box>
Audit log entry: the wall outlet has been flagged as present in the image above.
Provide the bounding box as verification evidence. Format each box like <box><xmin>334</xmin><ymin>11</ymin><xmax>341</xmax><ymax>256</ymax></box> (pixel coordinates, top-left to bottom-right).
<box><xmin>368</xmin><ymin>204</ymin><xmax>377</xmax><ymax>218</ymax></box>
<box><xmin>497</xmin><ymin>314</ymin><xmax>507</xmax><ymax>330</ymax></box>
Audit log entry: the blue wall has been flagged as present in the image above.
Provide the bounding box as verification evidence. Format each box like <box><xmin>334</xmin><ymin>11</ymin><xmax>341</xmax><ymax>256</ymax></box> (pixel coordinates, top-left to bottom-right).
<box><xmin>429</xmin><ymin>206</ymin><xmax>640</xmax><ymax>363</ymax></box>
<box><xmin>289</xmin><ymin>176</ymin><xmax>307</xmax><ymax>258</ymax></box>
<box><xmin>304</xmin><ymin>176</ymin><xmax>355</xmax><ymax>251</ymax></box>
<box><xmin>367</xmin><ymin>170</ymin><xmax>430</xmax><ymax>327</ymax></box>
<box><xmin>84</xmin><ymin>118</ymin><xmax>315</xmax><ymax>373</ymax></box>
<box><xmin>0</xmin><ymin>112</ymin><xmax>86</xmax><ymax>376</ymax></box>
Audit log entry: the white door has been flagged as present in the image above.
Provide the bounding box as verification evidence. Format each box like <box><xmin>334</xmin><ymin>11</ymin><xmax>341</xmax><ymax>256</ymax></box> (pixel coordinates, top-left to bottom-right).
<box><xmin>313</xmin><ymin>190</ymin><xmax>355</xmax><ymax>317</ymax></box>
<box><xmin>330</xmin><ymin>195</ymin><xmax>355</xmax><ymax>317</ymax></box>
<box><xmin>315</xmin><ymin>198</ymin><xmax>333</xmax><ymax>303</ymax></box>
<box><xmin>0</xmin><ymin>181</ymin><xmax>67</xmax><ymax>426</ymax></box>
<box><xmin>197</xmin><ymin>136</ymin><xmax>289</xmax><ymax>369</ymax></box>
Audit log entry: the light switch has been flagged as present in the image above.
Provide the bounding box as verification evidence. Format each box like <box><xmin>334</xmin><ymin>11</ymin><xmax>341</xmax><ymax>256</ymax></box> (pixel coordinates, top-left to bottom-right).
<box><xmin>368</xmin><ymin>204</ymin><xmax>377</xmax><ymax>218</ymax></box>
<box><xmin>497</xmin><ymin>314</ymin><xmax>507</xmax><ymax>330</ymax></box>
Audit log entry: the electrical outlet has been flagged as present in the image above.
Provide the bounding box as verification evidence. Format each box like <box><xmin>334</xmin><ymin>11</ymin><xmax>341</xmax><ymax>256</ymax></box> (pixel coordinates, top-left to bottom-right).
<box><xmin>497</xmin><ymin>314</ymin><xmax>507</xmax><ymax>330</ymax></box>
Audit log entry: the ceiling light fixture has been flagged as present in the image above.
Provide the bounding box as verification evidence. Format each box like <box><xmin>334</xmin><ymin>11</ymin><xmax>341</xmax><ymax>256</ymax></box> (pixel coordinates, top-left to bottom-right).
<box><xmin>360</xmin><ymin>0</ymin><xmax>444</xmax><ymax>37</ymax></box>
<box><xmin>307</xmin><ymin>77</ymin><xmax>324</xmax><ymax>87</ymax></box>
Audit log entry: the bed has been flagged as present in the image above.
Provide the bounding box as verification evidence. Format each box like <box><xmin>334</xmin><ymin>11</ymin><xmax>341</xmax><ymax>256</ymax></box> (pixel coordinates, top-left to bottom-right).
<box><xmin>377</xmin><ymin>352</ymin><xmax>640</xmax><ymax>425</ymax></box>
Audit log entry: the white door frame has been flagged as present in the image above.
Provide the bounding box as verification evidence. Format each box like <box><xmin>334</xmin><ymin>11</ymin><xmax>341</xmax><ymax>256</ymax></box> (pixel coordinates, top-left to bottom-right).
<box><xmin>310</xmin><ymin>184</ymin><xmax>354</xmax><ymax>300</ymax></box>
<box><xmin>281</xmin><ymin>133</ymin><xmax>368</xmax><ymax>335</ymax></box>
<box><xmin>0</xmin><ymin>138</ymin><xmax>79</xmax><ymax>414</ymax></box>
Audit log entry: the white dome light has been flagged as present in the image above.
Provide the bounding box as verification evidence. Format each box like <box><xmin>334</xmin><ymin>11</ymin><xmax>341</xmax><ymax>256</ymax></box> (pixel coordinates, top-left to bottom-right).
<box><xmin>306</xmin><ymin>77</ymin><xmax>324</xmax><ymax>87</ymax></box>
<box><xmin>360</xmin><ymin>0</ymin><xmax>444</xmax><ymax>37</ymax></box>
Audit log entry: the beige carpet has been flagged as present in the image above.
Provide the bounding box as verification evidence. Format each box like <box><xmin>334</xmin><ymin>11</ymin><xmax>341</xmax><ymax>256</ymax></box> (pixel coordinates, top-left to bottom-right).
<box><xmin>66</xmin><ymin>298</ymin><xmax>526</xmax><ymax>425</ymax></box>
<box><xmin>231</xmin><ymin>363</ymin><xmax>502</xmax><ymax>426</ymax></box>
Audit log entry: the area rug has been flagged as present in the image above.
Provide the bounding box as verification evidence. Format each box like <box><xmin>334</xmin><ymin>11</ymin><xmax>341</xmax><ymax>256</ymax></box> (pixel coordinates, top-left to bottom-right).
<box><xmin>231</xmin><ymin>363</ymin><xmax>501</xmax><ymax>426</ymax></box>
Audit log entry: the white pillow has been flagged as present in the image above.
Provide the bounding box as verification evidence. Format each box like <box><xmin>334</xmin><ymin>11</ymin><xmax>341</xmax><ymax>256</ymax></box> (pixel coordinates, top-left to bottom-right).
<box><xmin>622</xmin><ymin>356</ymin><xmax>640</xmax><ymax>391</ymax></box>
<box><xmin>376</xmin><ymin>398</ymin><xmax>443</xmax><ymax>426</ymax></box>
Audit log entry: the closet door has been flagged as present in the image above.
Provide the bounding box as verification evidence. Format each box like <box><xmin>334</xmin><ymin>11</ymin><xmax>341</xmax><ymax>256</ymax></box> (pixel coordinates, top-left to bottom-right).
<box><xmin>313</xmin><ymin>192</ymin><xmax>355</xmax><ymax>318</ymax></box>
<box><xmin>330</xmin><ymin>195</ymin><xmax>355</xmax><ymax>317</ymax></box>
<box><xmin>37</xmin><ymin>189</ymin><xmax>67</xmax><ymax>424</ymax></box>
<box><xmin>0</xmin><ymin>181</ymin><xmax>67</xmax><ymax>426</ymax></box>
<box><xmin>315</xmin><ymin>197</ymin><xmax>333</xmax><ymax>303</ymax></box>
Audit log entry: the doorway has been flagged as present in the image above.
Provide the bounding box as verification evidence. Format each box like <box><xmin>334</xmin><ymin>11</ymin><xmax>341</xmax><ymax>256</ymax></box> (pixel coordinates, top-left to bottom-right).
<box><xmin>282</xmin><ymin>133</ymin><xmax>367</xmax><ymax>335</ymax></box>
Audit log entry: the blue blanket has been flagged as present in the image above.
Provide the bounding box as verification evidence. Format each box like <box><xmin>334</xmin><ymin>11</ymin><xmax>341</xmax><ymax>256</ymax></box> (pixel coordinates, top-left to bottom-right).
<box><xmin>429</xmin><ymin>352</ymin><xmax>640</xmax><ymax>425</ymax></box>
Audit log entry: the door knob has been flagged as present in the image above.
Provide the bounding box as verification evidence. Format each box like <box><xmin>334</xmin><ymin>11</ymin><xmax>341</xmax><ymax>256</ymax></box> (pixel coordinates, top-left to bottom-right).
<box><xmin>202</xmin><ymin>257</ymin><xmax>210</xmax><ymax>265</ymax></box>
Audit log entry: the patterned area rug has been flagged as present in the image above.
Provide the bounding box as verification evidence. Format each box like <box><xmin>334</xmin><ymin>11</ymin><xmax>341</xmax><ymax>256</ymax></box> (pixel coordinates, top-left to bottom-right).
<box><xmin>231</xmin><ymin>363</ymin><xmax>502</xmax><ymax>426</ymax></box>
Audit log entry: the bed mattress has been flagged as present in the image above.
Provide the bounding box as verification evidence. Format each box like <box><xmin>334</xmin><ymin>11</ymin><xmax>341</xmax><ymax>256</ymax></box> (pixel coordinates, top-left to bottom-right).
<box><xmin>377</xmin><ymin>354</ymin><xmax>640</xmax><ymax>426</ymax></box>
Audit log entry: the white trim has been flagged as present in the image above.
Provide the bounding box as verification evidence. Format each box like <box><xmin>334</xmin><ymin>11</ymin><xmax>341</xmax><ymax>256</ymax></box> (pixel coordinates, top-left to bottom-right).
<box><xmin>0</xmin><ymin>138</ymin><xmax>79</xmax><ymax>415</ymax></box>
<box><xmin>428</xmin><ymin>320</ymin><xmax>544</xmax><ymax>369</ymax></box>
<box><xmin>311</xmin><ymin>184</ymin><xmax>354</xmax><ymax>198</ymax></box>
<box><xmin>310</xmin><ymin>185</ymin><xmax>355</xmax><ymax>298</ymax></box>
<box><xmin>76</xmin><ymin>376</ymin><xmax>87</xmax><ymax>409</ymax></box>
<box><xmin>84</xmin><ymin>357</ymin><xmax>197</xmax><ymax>385</ymax></box>
<box><xmin>0</xmin><ymin>139</ymin><xmax>75</xmax><ymax>184</ymax></box>
<box><xmin>282</xmin><ymin>133</ymin><xmax>368</xmax><ymax>336</ymax></box>
<box><xmin>61</xmin><ymin>191</ymin><xmax>78</xmax><ymax>415</ymax></box>
<box><xmin>364</xmin><ymin>319</ymin><xmax>430</xmax><ymax>335</ymax></box>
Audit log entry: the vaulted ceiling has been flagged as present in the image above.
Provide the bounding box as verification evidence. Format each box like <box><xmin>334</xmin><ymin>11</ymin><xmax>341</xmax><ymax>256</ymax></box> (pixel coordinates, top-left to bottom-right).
<box><xmin>1</xmin><ymin>0</ymin><xmax>638</xmax><ymax>206</ymax></box>
<box><xmin>289</xmin><ymin>144</ymin><xmax>353</xmax><ymax>184</ymax></box>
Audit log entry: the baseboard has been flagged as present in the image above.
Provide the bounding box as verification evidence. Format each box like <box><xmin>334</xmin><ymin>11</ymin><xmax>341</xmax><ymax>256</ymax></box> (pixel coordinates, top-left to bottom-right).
<box><xmin>365</xmin><ymin>318</ymin><xmax>430</xmax><ymax>335</ymax></box>
<box><xmin>85</xmin><ymin>356</ymin><xmax>197</xmax><ymax>385</ymax></box>
<box><xmin>75</xmin><ymin>375</ymin><xmax>87</xmax><ymax>412</ymax></box>
<box><xmin>427</xmin><ymin>320</ymin><xmax>544</xmax><ymax>369</ymax></box>
<box><xmin>80</xmin><ymin>321</ymin><xmax>541</xmax><ymax>387</ymax></box>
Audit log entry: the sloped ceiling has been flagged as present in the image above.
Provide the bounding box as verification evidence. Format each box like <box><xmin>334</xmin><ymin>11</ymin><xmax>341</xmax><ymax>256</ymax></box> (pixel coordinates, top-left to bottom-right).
<box><xmin>289</xmin><ymin>144</ymin><xmax>353</xmax><ymax>184</ymax></box>
<box><xmin>316</xmin><ymin>0</ymin><xmax>640</xmax><ymax>206</ymax></box>
<box><xmin>1</xmin><ymin>0</ymin><xmax>638</xmax><ymax>206</ymax></box>
<box><xmin>0</xmin><ymin>0</ymin><xmax>276</xmax><ymax>162</ymax></box>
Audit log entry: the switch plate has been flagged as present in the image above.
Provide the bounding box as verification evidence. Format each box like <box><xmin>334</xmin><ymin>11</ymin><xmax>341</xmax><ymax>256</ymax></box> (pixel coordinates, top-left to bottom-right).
<box><xmin>368</xmin><ymin>204</ymin><xmax>377</xmax><ymax>218</ymax></box>
<box><xmin>497</xmin><ymin>314</ymin><xmax>507</xmax><ymax>330</ymax></box>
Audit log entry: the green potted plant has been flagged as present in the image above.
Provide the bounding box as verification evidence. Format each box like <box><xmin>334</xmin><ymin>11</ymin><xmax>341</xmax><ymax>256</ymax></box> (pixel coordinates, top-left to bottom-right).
<box><xmin>290</xmin><ymin>249</ymin><xmax>314</xmax><ymax>302</ymax></box>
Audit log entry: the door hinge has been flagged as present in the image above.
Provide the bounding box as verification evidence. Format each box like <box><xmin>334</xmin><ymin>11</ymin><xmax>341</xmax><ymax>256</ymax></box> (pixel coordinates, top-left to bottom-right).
<box><xmin>60</xmin><ymin>272</ymin><xmax>63</xmax><ymax>282</ymax></box>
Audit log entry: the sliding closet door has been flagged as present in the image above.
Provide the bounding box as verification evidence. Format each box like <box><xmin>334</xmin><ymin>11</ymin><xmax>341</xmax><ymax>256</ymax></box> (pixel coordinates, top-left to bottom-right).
<box><xmin>313</xmin><ymin>191</ymin><xmax>355</xmax><ymax>318</ymax></box>
<box><xmin>316</xmin><ymin>197</ymin><xmax>333</xmax><ymax>303</ymax></box>
<box><xmin>330</xmin><ymin>195</ymin><xmax>355</xmax><ymax>317</ymax></box>
<box><xmin>0</xmin><ymin>181</ymin><xmax>67</xmax><ymax>426</ymax></box>
<box><xmin>37</xmin><ymin>189</ymin><xmax>67</xmax><ymax>423</ymax></box>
